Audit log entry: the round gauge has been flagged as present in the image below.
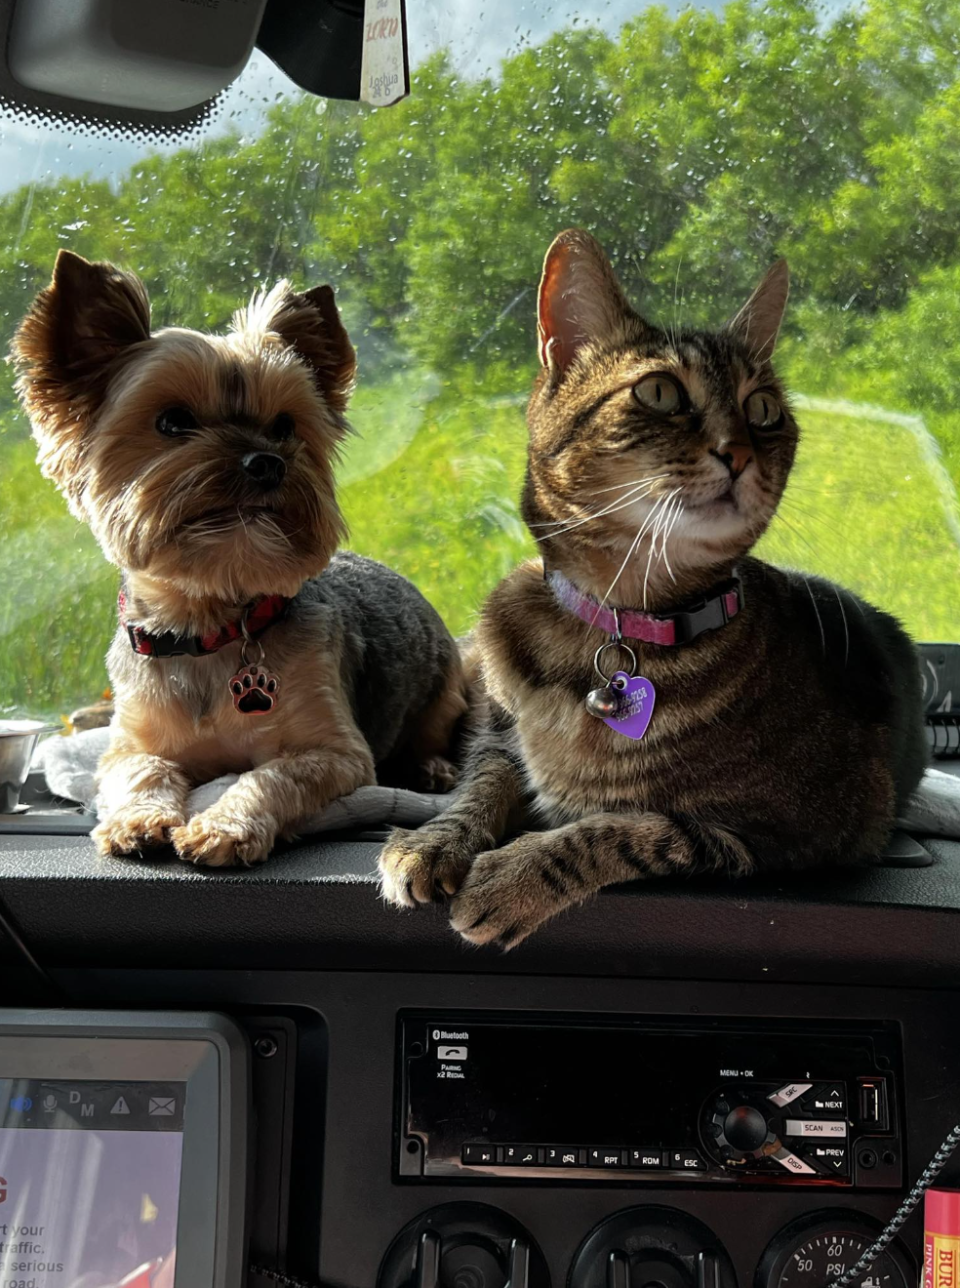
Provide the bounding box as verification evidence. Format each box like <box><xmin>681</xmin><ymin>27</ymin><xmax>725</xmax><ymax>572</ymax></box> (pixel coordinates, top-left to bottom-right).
<box><xmin>757</xmin><ymin>1213</ymin><xmax>914</xmax><ymax>1288</ymax></box>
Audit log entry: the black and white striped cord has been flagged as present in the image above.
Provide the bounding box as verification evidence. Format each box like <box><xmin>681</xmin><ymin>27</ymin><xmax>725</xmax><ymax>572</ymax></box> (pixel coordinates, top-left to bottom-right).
<box><xmin>826</xmin><ymin>1124</ymin><xmax>960</xmax><ymax>1288</ymax></box>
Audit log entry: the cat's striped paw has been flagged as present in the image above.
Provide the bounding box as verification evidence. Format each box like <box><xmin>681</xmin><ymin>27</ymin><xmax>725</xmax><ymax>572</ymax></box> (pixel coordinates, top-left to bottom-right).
<box><xmin>378</xmin><ymin>823</ymin><xmax>475</xmax><ymax>907</ymax></box>
<box><xmin>449</xmin><ymin>836</ymin><xmax>583</xmax><ymax>949</ymax></box>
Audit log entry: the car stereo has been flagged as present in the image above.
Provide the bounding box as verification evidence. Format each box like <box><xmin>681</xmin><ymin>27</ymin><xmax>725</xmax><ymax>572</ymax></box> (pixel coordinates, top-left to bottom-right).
<box><xmin>397</xmin><ymin>1012</ymin><xmax>903</xmax><ymax>1189</ymax></box>
<box><xmin>0</xmin><ymin>1010</ymin><xmax>249</xmax><ymax>1288</ymax></box>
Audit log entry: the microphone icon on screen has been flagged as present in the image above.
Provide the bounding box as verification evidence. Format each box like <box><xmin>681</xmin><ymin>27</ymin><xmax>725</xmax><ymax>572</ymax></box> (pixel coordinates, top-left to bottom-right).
<box><xmin>42</xmin><ymin>1094</ymin><xmax>57</xmax><ymax>1112</ymax></box>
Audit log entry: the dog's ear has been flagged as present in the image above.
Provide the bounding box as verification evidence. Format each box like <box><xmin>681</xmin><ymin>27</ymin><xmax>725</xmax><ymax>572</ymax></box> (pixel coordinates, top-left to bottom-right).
<box><xmin>242</xmin><ymin>282</ymin><xmax>357</xmax><ymax>413</ymax></box>
<box><xmin>11</xmin><ymin>251</ymin><xmax>151</xmax><ymax>497</ymax></box>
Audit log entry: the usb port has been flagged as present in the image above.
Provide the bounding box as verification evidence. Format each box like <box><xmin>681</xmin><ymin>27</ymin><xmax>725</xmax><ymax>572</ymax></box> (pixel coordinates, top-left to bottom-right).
<box><xmin>859</xmin><ymin>1079</ymin><xmax>888</xmax><ymax>1131</ymax></box>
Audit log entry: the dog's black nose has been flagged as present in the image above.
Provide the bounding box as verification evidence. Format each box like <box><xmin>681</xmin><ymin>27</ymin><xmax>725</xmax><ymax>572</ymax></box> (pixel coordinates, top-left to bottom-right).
<box><xmin>241</xmin><ymin>452</ymin><xmax>286</xmax><ymax>491</ymax></box>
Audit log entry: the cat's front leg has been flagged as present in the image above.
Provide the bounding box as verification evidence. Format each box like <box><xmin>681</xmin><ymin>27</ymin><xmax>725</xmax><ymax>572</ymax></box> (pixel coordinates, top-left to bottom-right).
<box><xmin>449</xmin><ymin>811</ymin><xmax>754</xmax><ymax>949</ymax></box>
<box><xmin>379</xmin><ymin>716</ymin><xmax>525</xmax><ymax>907</ymax></box>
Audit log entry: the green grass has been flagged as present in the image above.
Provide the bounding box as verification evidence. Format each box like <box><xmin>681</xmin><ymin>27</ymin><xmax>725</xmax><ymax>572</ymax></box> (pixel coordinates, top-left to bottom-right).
<box><xmin>757</xmin><ymin>396</ymin><xmax>960</xmax><ymax>641</ymax></box>
<box><xmin>0</xmin><ymin>429</ymin><xmax>117</xmax><ymax>719</ymax></box>
<box><xmin>340</xmin><ymin>376</ymin><xmax>531</xmax><ymax>638</ymax></box>
<box><xmin>2</xmin><ymin>374</ymin><xmax>958</xmax><ymax>719</ymax></box>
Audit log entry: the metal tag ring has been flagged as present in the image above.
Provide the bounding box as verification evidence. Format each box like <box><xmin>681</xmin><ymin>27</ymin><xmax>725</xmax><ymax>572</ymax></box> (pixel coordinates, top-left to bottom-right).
<box><xmin>240</xmin><ymin>637</ymin><xmax>265</xmax><ymax>668</ymax></box>
<box><xmin>239</xmin><ymin>608</ymin><xmax>265</xmax><ymax>668</ymax></box>
<box><xmin>594</xmin><ymin>640</ymin><xmax>637</xmax><ymax>683</ymax></box>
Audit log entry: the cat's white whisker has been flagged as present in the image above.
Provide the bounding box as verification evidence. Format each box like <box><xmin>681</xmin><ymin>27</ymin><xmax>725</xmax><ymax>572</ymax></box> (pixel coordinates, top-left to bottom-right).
<box><xmin>638</xmin><ymin>490</ymin><xmax>678</xmax><ymax>608</ymax></box>
<box><xmin>641</xmin><ymin>488</ymin><xmax>681</xmax><ymax>603</ymax></box>
<box><xmin>834</xmin><ymin>586</ymin><xmax>850</xmax><ymax>668</ymax></box>
<box><xmin>658</xmin><ymin>492</ymin><xmax>685</xmax><ymax>581</ymax></box>
<box><xmin>529</xmin><ymin>483</ymin><xmax>656</xmax><ymax>531</ymax></box>
<box><xmin>773</xmin><ymin>509</ymin><xmax>854</xmax><ymax>652</ymax></box>
<box><xmin>665</xmin><ymin>496</ymin><xmax>685</xmax><ymax>548</ymax></box>
<box><xmin>802</xmin><ymin>576</ymin><xmax>827</xmax><ymax>657</ymax></box>
<box><xmin>657</xmin><ymin>489</ymin><xmax>681</xmax><ymax>537</ymax></box>
<box><xmin>641</xmin><ymin>523</ymin><xmax>663</xmax><ymax>610</ymax></box>
<box><xmin>532</xmin><ymin>494</ymin><xmax>651</xmax><ymax>541</ymax></box>
<box><xmin>585</xmin><ymin>473</ymin><xmax>671</xmax><ymax>497</ymax></box>
<box><xmin>530</xmin><ymin>476</ymin><xmax>667</xmax><ymax>529</ymax></box>
<box><xmin>632</xmin><ymin>492</ymin><xmax>669</xmax><ymax>553</ymax></box>
<box><xmin>592</xmin><ymin>520</ymin><xmax>649</xmax><ymax>623</ymax></box>
<box><xmin>532</xmin><ymin>482</ymin><xmax>661</xmax><ymax>541</ymax></box>
<box><xmin>657</xmin><ymin>492</ymin><xmax>679</xmax><ymax>551</ymax></box>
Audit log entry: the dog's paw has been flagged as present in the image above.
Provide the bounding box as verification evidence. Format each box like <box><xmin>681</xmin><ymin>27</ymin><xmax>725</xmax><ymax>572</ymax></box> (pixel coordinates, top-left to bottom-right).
<box><xmin>415</xmin><ymin>755</ymin><xmax>459</xmax><ymax>793</ymax></box>
<box><xmin>93</xmin><ymin>807</ymin><xmax>185</xmax><ymax>858</ymax></box>
<box><xmin>379</xmin><ymin>824</ymin><xmax>476</xmax><ymax>907</ymax></box>
<box><xmin>449</xmin><ymin>837</ymin><xmax>580</xmax><ymax>949</ymax></box>
<box><xmin>171</xmin><ymin>813</ymin><xmax>276</xmax><ymax>868</ymax></box>
<box><xmin>230</xmin><ymin>664</ymin><xmax>279</xmax><ymax>714</ymax></box>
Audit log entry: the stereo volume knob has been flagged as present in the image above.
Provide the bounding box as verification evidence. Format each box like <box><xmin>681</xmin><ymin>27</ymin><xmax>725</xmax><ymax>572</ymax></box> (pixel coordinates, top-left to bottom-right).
<box><xmin>723</xmin><ymin>1106</ymin><xmax>768</xmax><ymax>1155</ymax></box>
<box><xmin>702</xmin><ymin>1092</ymin><xmax>777</xmax><ymax>1164</ymax></box>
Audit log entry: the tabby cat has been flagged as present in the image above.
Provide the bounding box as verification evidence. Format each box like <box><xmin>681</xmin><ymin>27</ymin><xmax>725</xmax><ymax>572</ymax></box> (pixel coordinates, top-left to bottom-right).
<box><xmin>379</xmin><ymin>228</ymin><xmax>927</xmax><ymax>947</ymax></box>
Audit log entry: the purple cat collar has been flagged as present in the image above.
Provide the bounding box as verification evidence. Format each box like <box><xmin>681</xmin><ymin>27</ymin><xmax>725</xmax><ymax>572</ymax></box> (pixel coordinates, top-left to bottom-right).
<box><xmin>547</xmin><ymin>570</ymin><xmax>742</xmax><ymax>646</ymax></box>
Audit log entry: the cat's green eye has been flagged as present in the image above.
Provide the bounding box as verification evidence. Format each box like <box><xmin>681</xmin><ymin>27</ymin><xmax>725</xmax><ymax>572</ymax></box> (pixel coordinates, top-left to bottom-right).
<box><xmin>633</xmin><ymin>373</ymin><xmax>684</xmax><ymax>414</ymax></box>
<box><xmin>745</xmin><ymin>390</ymin><xmax>782</xmax><ymax>428</ymax></box>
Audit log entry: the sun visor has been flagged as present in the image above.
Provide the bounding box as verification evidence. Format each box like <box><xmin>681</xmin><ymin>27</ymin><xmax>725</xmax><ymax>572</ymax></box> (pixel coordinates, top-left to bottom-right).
<box><xmin>0</xmin><ymin>0</ymin><xmax>408</xmax><ymax>141</ymax></box>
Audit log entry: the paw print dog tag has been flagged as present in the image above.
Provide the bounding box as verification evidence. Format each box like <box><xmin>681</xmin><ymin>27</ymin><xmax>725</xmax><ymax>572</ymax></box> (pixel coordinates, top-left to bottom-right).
<box><xmin>230</xmin><ymin>663</ymin><xmax>280</xmax><ymax>714</ymax></box>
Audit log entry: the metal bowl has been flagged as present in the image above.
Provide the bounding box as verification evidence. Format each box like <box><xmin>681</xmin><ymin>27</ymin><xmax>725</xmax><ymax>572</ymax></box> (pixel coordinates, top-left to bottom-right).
<box><xmin>0</xmin><ymin>720</ymin><xmax>62</xmax><ymax>813</ymax></box>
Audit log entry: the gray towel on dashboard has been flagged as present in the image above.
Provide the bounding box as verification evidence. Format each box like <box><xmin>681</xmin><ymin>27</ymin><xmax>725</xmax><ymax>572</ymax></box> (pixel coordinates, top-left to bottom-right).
<box><xmin>33</xmin><ymin>727</ymin><xmax>960</xmax><ymax>840</ymax></box>
<box><xmin>34</xmin><ymin>726</ymin><xmax>444</xmax><ymax>834</ymax></box>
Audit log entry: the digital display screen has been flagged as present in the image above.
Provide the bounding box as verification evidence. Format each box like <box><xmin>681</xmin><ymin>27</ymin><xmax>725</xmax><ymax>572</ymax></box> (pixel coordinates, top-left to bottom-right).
<box><xmin>407</xmin><ymin>1021</ymin><xmax>804</xmax><ymax>1151</ymax></box>
<box><xmin>0</xmin><ymin>1080</ymin><xmax>184</xmax><ymax>1288</ymax></box>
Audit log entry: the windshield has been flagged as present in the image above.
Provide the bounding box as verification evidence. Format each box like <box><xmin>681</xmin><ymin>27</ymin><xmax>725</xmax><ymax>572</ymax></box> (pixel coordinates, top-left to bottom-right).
<box><xmin>2</xmin><ymin>0</ymin><xmax>958</xmax><ymax>720</ymax></box>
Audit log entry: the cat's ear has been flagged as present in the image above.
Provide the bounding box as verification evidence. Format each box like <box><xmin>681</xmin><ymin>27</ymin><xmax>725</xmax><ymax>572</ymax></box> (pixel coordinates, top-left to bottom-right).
<box><xmin>537</xmin><ymin>228</ymin><xmax>633</xmax><ymax>381</ymax></box>
<box><xmin>726</xmin><ymin>259</ymin><xmax>789</xmax><ymax>362</ymax></box>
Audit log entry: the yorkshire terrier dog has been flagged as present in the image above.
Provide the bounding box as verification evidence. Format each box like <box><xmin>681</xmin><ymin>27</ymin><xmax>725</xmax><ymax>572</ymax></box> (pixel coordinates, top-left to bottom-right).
<box><xmin>13</xmin><ymin>251</ymin><xmax>466</xmax><ymax>866</ymax></box>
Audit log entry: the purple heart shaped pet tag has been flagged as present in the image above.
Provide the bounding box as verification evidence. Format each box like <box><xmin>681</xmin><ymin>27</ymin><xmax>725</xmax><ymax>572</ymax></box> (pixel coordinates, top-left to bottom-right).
<box><xmin>603</xmin><ymin>671</ymin><xmax>656</xmax><ymax>740</ymax></box>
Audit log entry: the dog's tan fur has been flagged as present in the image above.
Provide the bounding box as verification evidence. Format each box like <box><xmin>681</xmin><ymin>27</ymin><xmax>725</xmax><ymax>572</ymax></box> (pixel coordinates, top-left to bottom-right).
<box><xmin>14</xmin><ymin>251</ymin><xmax>465</xmax><ymax>866</ymax></box>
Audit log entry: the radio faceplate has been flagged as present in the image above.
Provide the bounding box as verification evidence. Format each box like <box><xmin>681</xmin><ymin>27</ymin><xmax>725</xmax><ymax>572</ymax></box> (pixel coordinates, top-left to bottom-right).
<box><xmin>397</xmin><ymin>1013</ymin><xmax>903</xmax><ymax>1188</ymax></box>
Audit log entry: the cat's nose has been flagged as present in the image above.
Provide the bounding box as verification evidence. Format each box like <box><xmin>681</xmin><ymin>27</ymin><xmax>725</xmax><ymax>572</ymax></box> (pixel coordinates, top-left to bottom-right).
<box><xmin>710</xmin><ymin>443</ymin><xmax>753</xmax><ymax>481</ymax></box>
<box><xmin>241</xmin><ymin>451</ymin><xmax>286</xmax><ymax>491</ymax></box>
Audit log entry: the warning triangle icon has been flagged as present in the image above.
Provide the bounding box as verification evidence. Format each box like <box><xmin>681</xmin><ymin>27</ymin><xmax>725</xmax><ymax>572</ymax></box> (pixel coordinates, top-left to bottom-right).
<box><xmin>111</xmin><ymin>1096</ymin><xmax>131</xmax><ymax>1115</ymax></box>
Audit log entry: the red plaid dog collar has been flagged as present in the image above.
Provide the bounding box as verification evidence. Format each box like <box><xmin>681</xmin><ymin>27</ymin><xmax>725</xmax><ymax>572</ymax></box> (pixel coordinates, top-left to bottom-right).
<box><xmin>119</xmin><ymin>591</ymin><xmax>289</xmax><ymax>658</ymax></box>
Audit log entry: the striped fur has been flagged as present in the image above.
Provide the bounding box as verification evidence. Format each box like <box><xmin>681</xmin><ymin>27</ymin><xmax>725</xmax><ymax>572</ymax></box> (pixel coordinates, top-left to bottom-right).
<box><xmin>379</xmin><ymin>230</ymin><xmax>927</xmax><ymax>946</ymax></box>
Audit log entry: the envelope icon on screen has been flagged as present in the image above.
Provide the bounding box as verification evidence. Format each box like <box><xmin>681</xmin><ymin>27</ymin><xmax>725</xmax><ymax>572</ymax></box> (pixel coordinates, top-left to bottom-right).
<box><xmin>148</xmin><ymin>1097</ymin><xmax>176</xmax><ymax>1117</ymax></box>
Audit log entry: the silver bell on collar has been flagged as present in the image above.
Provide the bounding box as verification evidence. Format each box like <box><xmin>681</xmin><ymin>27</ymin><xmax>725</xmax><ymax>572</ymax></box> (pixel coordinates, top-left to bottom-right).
<box><xmin>585</xmin><ymin>638</ymin><xmax>637</xmax><ymax>719</ymax></box>
<box><xmin>585</xmin><ymin>685</ymin><xmax>619</xmax><ymax>718</ymax></box>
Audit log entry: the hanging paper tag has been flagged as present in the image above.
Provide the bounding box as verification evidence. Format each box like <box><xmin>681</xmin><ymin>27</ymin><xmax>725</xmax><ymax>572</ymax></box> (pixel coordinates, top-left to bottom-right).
<box><xmin>360</xmin><ymin>0</ymin><xmax>409</xmax><ymax>107</ymax></box>
<box><xmin>603</xmin><ymin>671</ymin><xmax>656</xmax><ymax>740</ymax></box>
